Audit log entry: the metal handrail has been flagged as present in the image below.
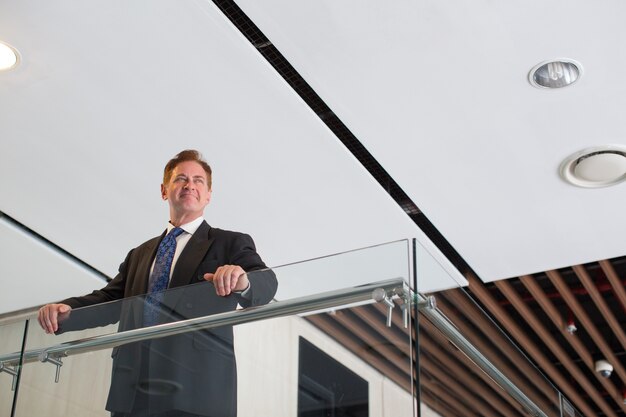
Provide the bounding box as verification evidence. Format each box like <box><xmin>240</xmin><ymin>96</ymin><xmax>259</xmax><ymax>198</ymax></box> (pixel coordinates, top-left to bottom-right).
<box><xmin>0</xmin><ymin>278</ymin><xmax>406</xmax><ymax>367</ymax></box>
<box><xmin>417</xmin><ymin>293</ymin><xmax>549</xmax><ymax>417</ymax></box>
<box><xmin>1</xmin><ymin>278</ymin><xmax>555</xmax><ymax>417</ymax></box>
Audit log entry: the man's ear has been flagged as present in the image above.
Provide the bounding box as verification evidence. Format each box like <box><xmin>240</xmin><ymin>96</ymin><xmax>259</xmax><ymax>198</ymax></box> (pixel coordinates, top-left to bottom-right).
<box><xmin>161</xmin><ymin>184</ymin><xmax>167</xmax><ymax>200</ymax></box>
<box><xmin>206</xmin><ymin>189</ymin><xmax>212</xmax><ymax>204</ymax></box>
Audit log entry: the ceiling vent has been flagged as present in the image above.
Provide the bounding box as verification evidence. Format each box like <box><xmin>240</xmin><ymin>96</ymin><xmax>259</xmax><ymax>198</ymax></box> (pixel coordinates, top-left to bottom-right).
<box><xmin>560</xmin><ymin>146</ymin><xmax>626</xmax><ymax>188</ymax></box>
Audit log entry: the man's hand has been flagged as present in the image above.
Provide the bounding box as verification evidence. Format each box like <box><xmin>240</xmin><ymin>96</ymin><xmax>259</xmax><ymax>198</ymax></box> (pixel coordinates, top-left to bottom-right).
<box><xmin>203</xmin><ymin>265</ymin><xmax>249</xmax><ymax>296</ymax></box>
<box><xmin>38</xmin><ymin>303</ymin><xmax>72</xmax><ymax>334</ymax></box>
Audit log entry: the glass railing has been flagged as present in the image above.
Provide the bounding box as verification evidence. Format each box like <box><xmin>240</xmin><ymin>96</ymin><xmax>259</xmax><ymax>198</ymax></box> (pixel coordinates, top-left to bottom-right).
<box><xmin>1</xmin><ymin>240</ymin><xmax>415</xmax><ymax>417</ymax></box>
<box><xmin>413</xmin><ymin>240</ymin><xmax>583</xmax><ymax>417</ymax></box>
<box><xmin>0</xmin><ymin>238</ymin><xmax>588</xmax><ymax>417</ymax></box>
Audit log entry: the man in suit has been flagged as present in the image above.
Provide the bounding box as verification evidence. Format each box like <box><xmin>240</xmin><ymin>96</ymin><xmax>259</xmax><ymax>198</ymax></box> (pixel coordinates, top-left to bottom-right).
<box><xmin>38</xmin><ymin>149</ymin><xmax>278</xmax><ymax>417</ymax></box>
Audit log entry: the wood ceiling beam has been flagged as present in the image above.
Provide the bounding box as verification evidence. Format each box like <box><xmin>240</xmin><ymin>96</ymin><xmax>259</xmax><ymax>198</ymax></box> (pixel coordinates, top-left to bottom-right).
<box><xmin>572</xmin><ymin>264</ymin><xmax>626</xmax><ymax>353</ymax></box>
<box><xmin>521</xmin><ymin>274</ymin><xmax>626</xmax><ymax>411</ymax></box>
<box><xmin>420</xmin><ymin>355</ymin><xmax>502</xmax><ymax>417</ymax></box>
<box><xmin>305</xmin><ymin>314</ymin><xmax>412</xmax><ymax>392</ymax></box>
<box><xmin>466</xmin><ymin>273</ymin><xmax>599</xmax><ymax>417</ymax></box>
<box><xmin>599</xmin><ymin>259</ymin><xmax>626</xmax><ymax>313</ymax></box>
<box><xmin>440</xmin><ymin>289</ymin><xmax>558</xmax><ymax>400</ymax></box>
<box><xmin>546</xmin><ymin>269</ymin><xmax>626</xmax><ymax>385</ymax></box>
<box><xmin>352</xmin><ymin>305</ymin><xmax>413</xmax><ymax>356</ymax></box>
<box><xmin>421</xmin><ymin>317</ymin><xmax>543</xmax><ymax>416</ymax></box>
<box><xmin>331</xmin><ymin>309</ymin><xmax>412</xmax><ymax>377</ymax></box>
<box><xmin>435</xmin><ymin>293</ymin><xmax>558</xmax><ymax>414</ymax></box>
<box><xmin>419</xmin><ymin>321</ymin><xmax>526</xmax><ymax>416</ymax></box>
<box><xmin>419</xmin><ymin>370</ymin><xmax>483</xmax><ymax>417</ymax></box>
<box><xmin>420</xmin><ymin>385</ymin><xmax>464</xmax><ymax>417</ymax></box>
<box><xmin>495</xmin><ymin>279</ymin><xmax>619</xmax><ymax>417</ymax></box>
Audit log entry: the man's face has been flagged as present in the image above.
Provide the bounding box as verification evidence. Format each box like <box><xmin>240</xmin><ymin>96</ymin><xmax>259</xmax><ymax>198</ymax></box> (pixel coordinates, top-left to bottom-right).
<box><xmin>161</xmin><ymin>160</ymin><xmax>212</xmax><ymax>219</ymax></box>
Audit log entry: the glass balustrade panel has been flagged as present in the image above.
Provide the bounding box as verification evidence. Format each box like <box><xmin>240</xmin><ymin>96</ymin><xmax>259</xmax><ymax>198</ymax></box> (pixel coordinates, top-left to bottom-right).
<box><xmin>13</xmin><ymin>240</ymin><xmax>414</xmax><ymax>417</ymax></box>
<box><xmin>0</xmin><ymin>319</ymin><xmax>27</xmax><ymax>417</ymax></box>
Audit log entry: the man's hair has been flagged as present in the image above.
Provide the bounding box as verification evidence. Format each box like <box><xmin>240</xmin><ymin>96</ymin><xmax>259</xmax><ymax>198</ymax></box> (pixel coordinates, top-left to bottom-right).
<box><xmin>163</xmin><ymin>149</ymin><xmax>212</xmax><ymax>189</ymax></box>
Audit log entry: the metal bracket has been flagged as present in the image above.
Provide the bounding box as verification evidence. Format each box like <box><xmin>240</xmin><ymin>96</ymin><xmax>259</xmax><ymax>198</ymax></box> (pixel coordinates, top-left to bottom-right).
<box><xmin>400</xmin><ymin>300</ymin><xmax>410</xmax><ymax>329</ymax></box>
<box><xmin>373</xmin><ymin>287</ymin><xmax>437</xmax><ymax>328</ymax></box>
<box><xmin>396</xmin><ymin>286</ymin><xmax>413</xmax><ymax>329</ymax></box>
<box><xmin>38</xmin><ymin>351</ymin><xmax>64</xmax><ymax>383</ymax></box>
<box><xmin>417</xmin><ymin>295</ymin><xmax>437</xmax><ymax>311</ymax></box>
<box><xmin>372</xmin><ymin>288</ymin><xmax>395</xmax><ymax>327</ymax></box>
<box><xmin>373</xmin><ymin>286</ymin><xmax>411</xmax><ymax>328</ymax></box>
<box><xmin>0</xmin><ymin>362</ymin><xmax>18</xmax><ymax>391</ymax></box>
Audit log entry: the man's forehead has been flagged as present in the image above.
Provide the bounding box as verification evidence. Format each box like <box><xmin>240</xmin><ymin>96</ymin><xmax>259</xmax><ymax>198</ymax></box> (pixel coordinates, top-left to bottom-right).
<box><xmin>173</xmin><ymin>172</ymin><xmax>207</xmax><ymax>178</ymax></box>
<box><xmin>172</xmin><ymin>161</ymin><xmax>207</xmax><ymax>176</ymax></box>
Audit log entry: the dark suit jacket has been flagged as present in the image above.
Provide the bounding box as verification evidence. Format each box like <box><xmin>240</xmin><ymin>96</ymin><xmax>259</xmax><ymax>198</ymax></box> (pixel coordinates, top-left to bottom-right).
<box><xmin>60</xmin><ymin>221</ymin><xmax>278</xmax><ymax>417</ymax></box>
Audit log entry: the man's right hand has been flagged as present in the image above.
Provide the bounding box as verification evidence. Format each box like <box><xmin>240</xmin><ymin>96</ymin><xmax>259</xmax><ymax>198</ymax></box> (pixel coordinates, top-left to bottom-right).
<box><xmin>38</xmin><ymin>304</ymin><xmax>72</xmax><ymax>334</ymax></box>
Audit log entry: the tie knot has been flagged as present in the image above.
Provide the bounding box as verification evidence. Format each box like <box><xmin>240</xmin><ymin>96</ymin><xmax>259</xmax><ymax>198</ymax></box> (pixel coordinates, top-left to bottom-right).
<box><xmin>169</xmin><ymin>227</ymin><xmax>185</xmax><ymax>238</ymax></box>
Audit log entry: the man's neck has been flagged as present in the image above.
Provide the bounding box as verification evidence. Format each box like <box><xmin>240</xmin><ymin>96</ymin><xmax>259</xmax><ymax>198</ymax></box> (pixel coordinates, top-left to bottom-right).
<box><xmin>169</xmin><ymin>212</ymin><xmax>203</xmax><ymax>227</ymax></box>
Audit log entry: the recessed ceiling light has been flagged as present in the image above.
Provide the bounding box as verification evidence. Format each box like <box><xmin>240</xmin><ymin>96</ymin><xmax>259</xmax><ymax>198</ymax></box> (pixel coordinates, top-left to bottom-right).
<box><xmin>529</xmin><ymin>59</ymin><xmax>582</xmax><ymax>89</ymax></box>
<box><xmin>560</xmin><ymin>146</ymin><xmax>626</xmax><ymax>188</ymax></box>
<box><xmin>0</xmin><ymin>41</ymin><xmax>19</xmax><ymax>71</ymax></box>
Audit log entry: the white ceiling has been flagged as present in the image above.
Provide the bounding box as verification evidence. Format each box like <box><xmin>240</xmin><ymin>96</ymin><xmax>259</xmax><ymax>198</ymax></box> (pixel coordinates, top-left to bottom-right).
<box><xmin>0</xmin><ymin>0</ymin><xmax>465</xmax><ymax>314</ymax></box>
<box><xmin>236</xmin><ymin>0</ymin><xmax>626</xmax><ymax>280</ymax></box>
<box><xmin>2</xmin><ymin>0</ymin><xmax>625</xmax><ymax>314</ymax></box>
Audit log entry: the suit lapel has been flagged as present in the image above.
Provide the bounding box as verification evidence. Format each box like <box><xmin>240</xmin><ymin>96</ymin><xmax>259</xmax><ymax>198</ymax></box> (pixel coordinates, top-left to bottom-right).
<box><xmin>170</xmin><ymin>221</ymin><xmax>215</xmax><ymax>288</ymax></box>
<box><xmin>161</xmin><ymin>221</ymin><xmax>214</xmax><ymax>315</ymax></box>
<box><xmin>132</xmin><ymin>233</ymin><xmax>164</xmax><ymax>296</ymax></box>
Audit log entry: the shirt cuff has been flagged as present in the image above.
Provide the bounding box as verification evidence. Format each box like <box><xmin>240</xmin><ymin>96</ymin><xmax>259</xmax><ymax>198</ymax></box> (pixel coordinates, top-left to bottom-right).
<box><xmin>234</xmin><ymin>283</ymin><xmax>251</xmax><ymax>299</ymax></box>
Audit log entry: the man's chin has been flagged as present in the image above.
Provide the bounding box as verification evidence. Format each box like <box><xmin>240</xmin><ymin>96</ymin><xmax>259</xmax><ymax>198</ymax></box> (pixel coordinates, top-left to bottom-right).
<box><xmin>177</xmin><ymin>198</ymin><xmax>201</xmax><ymax>208</ymax></box>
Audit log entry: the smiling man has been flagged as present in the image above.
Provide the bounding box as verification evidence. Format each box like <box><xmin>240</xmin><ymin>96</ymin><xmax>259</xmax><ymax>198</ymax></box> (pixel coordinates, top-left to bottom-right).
<box><xmin>38</xmin><ymin>149</ymin><xmax>278</xmax><ymax>417</ymax></box>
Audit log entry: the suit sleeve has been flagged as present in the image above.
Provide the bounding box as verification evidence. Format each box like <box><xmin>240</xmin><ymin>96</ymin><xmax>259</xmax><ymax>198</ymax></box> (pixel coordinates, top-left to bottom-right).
<box><xmin>228</xmin><ymin>233</ymin><xmax>277</xmax><ymax>308</ymax></box>
<box><xmin>56</xmin><ymin>250</ymin><xmax>133</xmax><ymax>332</ymax></box>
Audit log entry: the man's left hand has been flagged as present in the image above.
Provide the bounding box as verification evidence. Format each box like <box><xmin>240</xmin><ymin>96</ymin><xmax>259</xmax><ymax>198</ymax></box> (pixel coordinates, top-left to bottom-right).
<box><xmin>203</xmin><ymin>265</ymin><xmax>249</xmax><ymax>296</ymax></box>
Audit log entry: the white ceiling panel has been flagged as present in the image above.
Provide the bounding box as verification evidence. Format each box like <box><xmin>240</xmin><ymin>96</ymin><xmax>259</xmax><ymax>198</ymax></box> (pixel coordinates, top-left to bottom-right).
<box><xmin>0</xmin><ymin>0</ymin><xmax>465</xmax><ymax>311</ymax></box>
<box><xmin>235</xmin><ymin>0</ymin><xmax>626</xmax><ymax>281</ymax></box>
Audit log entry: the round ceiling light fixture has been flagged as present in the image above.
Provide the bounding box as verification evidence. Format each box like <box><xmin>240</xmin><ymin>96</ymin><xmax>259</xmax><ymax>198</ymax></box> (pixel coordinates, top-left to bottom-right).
<box><xmin>560</xmin><ymin>146</ymin><xmax>626</xmax><ymax>188</ymax></box>
<box><xmin>529</xmin><ymin>59</ymin><xmax>582</xmax><ymax>89</ymax></box>
<box><xmin>0</xmin><ymin>41</ymin><xmax>19</xmax><ymax>71</ymax></box>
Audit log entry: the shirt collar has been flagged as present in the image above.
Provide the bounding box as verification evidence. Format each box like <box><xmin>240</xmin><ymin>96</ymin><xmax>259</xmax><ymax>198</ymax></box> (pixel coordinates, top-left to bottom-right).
<box><xmin>167</xmin><ymin>216</ymin><xmax>204</xmax><ymax>236</ymax></box>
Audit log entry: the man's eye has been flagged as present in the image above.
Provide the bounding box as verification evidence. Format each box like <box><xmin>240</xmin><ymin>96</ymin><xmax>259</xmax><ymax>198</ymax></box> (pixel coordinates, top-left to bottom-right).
<box><xmin>194</xmin><ymin>179</ymin><xmax>204</xmax><ymax>184</ymax></box>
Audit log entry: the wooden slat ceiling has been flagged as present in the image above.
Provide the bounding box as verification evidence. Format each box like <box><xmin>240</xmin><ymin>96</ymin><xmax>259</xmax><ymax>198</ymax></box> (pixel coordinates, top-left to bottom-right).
<box><xmin>306</xmin><ymin>256</ymin><xmax>626</xmax><ymax>417</ymax></box>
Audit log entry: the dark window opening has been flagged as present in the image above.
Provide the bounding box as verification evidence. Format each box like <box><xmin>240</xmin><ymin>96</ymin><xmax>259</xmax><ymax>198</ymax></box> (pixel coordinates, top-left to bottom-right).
<box><xmin>298</xmin><ymin>337</ymin><xmax>368</xmax><ymax>417</ymax></box>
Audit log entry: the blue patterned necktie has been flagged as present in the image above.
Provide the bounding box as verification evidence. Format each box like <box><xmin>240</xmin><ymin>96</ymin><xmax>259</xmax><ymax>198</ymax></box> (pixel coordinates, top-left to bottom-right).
<box><xmin>144</xmin><ymin>227</ymin><xmax>185</xmax><ymax>326</ymax></box>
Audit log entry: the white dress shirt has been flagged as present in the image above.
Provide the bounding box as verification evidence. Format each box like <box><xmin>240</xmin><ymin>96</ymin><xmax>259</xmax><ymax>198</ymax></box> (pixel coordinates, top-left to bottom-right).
<box><xmin>149</xmin><ymin>216</ymin><xmax>204</xmax><ymax>282</ymax></box>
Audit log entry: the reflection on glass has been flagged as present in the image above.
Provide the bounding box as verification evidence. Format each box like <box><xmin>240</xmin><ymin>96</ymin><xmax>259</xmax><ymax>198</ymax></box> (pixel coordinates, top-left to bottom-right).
<box><xmin>299</xmin><ymin>303</ymin><xmax>414</xmax><ymax>417</ymax></box>
<box><xmin>11</xmin><ymin>240</ymin><xmax>413</xmax><ymax>417</ymax></box>
<box><xmin>29</xmin><ymin>268</ymin><xmax>277</xmax><ymax>417</ymax></box>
